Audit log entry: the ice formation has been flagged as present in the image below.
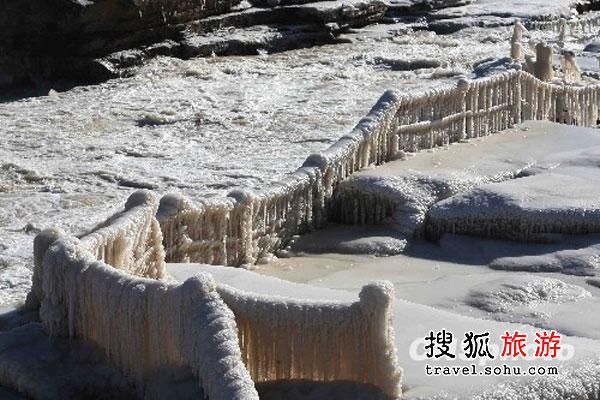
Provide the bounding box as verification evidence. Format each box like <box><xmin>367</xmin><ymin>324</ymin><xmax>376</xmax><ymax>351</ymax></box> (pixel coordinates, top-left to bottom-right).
<box><xmin>530</xmin><ymin>43</ymin><xmax>554</xmax><ymax>81</ymax></box>
<box><xmin>217</xmin><ymin>281</ymin><xmax>402</xmax><ymax>397</ymax></box>
<box><xmin>78</xmin><ymin>190</ymin><xmax>166</xmax><ymax>279</ymax></box>
<box><xmin>159</xmin><ymin>70</ymin><xmax>600</xmax><ymax>266</ymax></box>
<box><xmin>561</xmin><ymin>50</ymin><xmax>582</xmax><ymax>82</ymax></box>
<box><xmin>39</xmin><ymin>237</ymin><xmax>258</xmax><ymax>399</ymax></box>
<box><xmin>425</xmin><ymin>143</ymin><xmax>600</xmax><ymax>243</ymax></box>
<box><xmin>490</xmin><ymin>244</ymin><xmax>600</xmax><ymax>276</ymax></box>
<box><xmin>510</xmin><ymin>21</ymin><xmax>528</xmax><ymax>61</ymax></box>
<box><xmin>467</xmin><ymin>275</ymin><xmax>591</xmax><ymax>314</ymax></box>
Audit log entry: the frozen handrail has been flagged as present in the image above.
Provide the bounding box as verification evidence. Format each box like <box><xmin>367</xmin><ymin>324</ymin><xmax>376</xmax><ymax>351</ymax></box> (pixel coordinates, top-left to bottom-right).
<box><xmin>217</xmin><ymin>281</ymin><xmax>402</xmax><ymax>398</ymax></box>
<box><xmin>79</xmin><ymin>190</ymin><xmax>166</xmax><ymax>279</ymax></box>
<box><xmin>37</xmin><ymin>234</ymin><xmax>259</xmax><ymax>400</ymax></box>
<box><xmin>159</xmin><ymin>70</ymin><xmax>600</xmax><ymax>266</ymax></box>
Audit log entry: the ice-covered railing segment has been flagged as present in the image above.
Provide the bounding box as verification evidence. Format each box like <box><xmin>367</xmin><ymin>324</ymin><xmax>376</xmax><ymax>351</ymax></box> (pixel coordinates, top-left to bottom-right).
<box><xmin>217</xmin><ymin>281</ymin><xmax>402</xmax><ymax>398</ymax></box>
<box><xmin>32</xmin><ymin>190</ymin><xmax>402</xmax><ymax>399</ymax></box>
<box><xmin>160</xmin><ymin>70</ymin><xmax>600</xmax><ymax>265</ymax></box>
<box><xmin>159</xmin><ymin>91</ymin><xmax>402</xmax><ymax>265</ymax></box>
<box><xmin>525</xmin><ymin>11</ymin><xmax>600</xmax><ymax>33</ymax></box>
<box><xmin>36</xmin><ymin>233</ymin><xmax>259</xmax><ymax>400</ymax></box>
<box><xmin>79</xmin><ymin>190</ymin><xmax>166</xmax><ymax>279</ymax></box>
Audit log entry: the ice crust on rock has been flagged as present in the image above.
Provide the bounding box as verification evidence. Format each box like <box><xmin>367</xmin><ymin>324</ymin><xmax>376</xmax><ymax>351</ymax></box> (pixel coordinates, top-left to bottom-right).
<box><xmin>468</xmin><ymin>275</ymin><xmax>591</xmax><ymax>314</ymax></box>
<box><xmin>490</xmin><ymin>243</ymin><xmax>600</xmax><ymax>276</ymax></box>
<box><xmin>426</xmin><ymin>140</ymin><xmax>600</xmax><ymax>243</ymax></box>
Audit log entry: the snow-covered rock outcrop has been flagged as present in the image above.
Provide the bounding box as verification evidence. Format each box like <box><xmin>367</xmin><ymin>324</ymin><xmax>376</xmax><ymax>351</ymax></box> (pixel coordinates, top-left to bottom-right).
<box><xmin>426</xmin><ymin>146</ymin><xmax>600</xmax><ymax>243</ymax></box>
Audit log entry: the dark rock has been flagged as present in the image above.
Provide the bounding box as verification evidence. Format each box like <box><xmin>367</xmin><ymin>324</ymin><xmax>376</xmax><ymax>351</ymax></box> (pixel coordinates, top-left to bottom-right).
<box><xmin>0</xmin><ymin>0</ymin><xmax>240</xmax><ymax>88</ymax></box>
<box><xmin>192</xmin><ymin>0</ymin><xmax>388</xmax><ymax>32</ymax></box>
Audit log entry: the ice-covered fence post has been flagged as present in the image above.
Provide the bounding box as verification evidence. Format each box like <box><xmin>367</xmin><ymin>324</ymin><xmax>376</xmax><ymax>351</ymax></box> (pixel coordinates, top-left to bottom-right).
<box><xmin>27</xmin><ymin>228</ymin><xmax>64</xmax><ymax>309</ymax></box>
<box><xmin>513</xmin><ymin>71</ymin><xmax>522</xmax><ymax>125</ymax></box>
<box><xmin>227</xmin><ymin>189</ymin><xmax>255</xmax><ymax>266</ymax></box>
<box><xmin>558</xmin><ymin>18</ymin><xmax>566</xmax><ymax>50</ymax></box>
<box><xmin>38</xmin><ymin>236</ymin><xmax>80</xmax><ymax>337</ymax></box>
<box><xmin>510</xmin><ymin>20</ymin><xmax>528</xmax><ymax>61</ymax></box>
<box><xmin>180</xmin><ymin>274</ymin><xmax>260</xmax><ymax>400</ymax></box>
<box><xmin>157</xmin><ymin>192</ymin><xmax>195</xmax><ymax>263</ymax></box>
<box><xmin>534</xmin><ymin>43</ymin><xmax>554</xmax><ymax>82</ymax></box>
<box><xmin>358</xmin><ymin>281</ymin><xmax>402</xmax><ymax>397</ymax></box>
<box><xmin>457</xmin><ymin>78</ymin><xmax>470</xmax><ymax>141</ymax></box>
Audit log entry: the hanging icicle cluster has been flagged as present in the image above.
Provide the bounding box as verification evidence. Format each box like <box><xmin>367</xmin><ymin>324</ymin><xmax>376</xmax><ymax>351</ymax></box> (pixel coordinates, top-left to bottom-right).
<box><xmin>217</xmin><ymin>281</ymin><xmax>402</xmax><ymax>398</ymax></box>
<box><xmin>33</xmin><ymin>191</ymin><xmax>403</xmax><ymax>399</ymax></box>
<box><xmin>158</xmin><ymin>91</ymin><xmax>402</xmax><ymax>266</ymax></box>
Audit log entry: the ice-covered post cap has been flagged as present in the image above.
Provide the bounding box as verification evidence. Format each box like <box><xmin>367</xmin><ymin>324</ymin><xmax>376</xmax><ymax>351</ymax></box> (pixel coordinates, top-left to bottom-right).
<box><xmin>125</xmin><ymin>189</ymin><xmax>157</xmax><ymax>211</ymax></box>
<box><xmin>534</xmin><ymin>42</ymin><xmax>554</xmax><ymax>81</ymax></box>
<box><xmin>302</xmin><ymin>153</ymin><xmax>329</xmax><ymax>172</ymax></box>
<box><xmin>157</xmin><ymin>192</ymin><xmax>189</xmax><ymax>219</ymax></box>
<box><xmin>30</xmin><ymin>228</ymin><xmax>65</xmax><ymax>308</ymax></box>
<box><xmin>456</xmin><ymin>77</ymin><xmax>470</xmax><ymax>90</ymax></box>
<box><xmin>182</xmin><ymin>273</ymin><xmax>217</xmax><ymax>297</ymax></box>
<box><xmin>359</xmin><ymin>280</ymin><xmax>395</xmax><ymax>311</ymax></box>
<box><xmin>227</xmin><ymin>189</ymin><xmax>255</xmax><ymax>204</ymax></box>
<box><xmin>34</xmin><ymin>228</ymin><xmax>64</xmax><ymax>270</ymax></box>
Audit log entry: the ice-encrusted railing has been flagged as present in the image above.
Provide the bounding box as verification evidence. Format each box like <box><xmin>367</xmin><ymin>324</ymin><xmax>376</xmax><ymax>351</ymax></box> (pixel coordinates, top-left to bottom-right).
<box><xmin>159</xmin><ymin>70</ymin><xmax>600</xmax><ymax>265</ymax></box>
<box><xmin>32</xmin><ymin>193</ymin><xmax>259</xmax><ymax>400</ymax></box>
<box><xmin>78</xmin><ymin>191</ymin><xmax>166</xmax><ymax>279</ymax></box>
<box><xmin>32</xmin><ymin>191</ymin><xmax>402</xmax><ymax>399</ymax></box>
<box><xmin>525</xmin><ymin>11</ymin><xmax>600</xmax><ymax>33</ymax></box>
<box><xmin>159</xmin><ymin>90</ymin><xmax>402</xmax><ymax>265</ymax></box>
<box><xmin>217</xmin><ymin>281</ymin><xmax>401</xmax><ymax>397</ymax></box>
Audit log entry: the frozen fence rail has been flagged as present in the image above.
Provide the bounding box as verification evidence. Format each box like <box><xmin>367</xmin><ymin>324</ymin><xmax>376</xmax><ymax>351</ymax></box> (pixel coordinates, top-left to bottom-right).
<box><xmin>218</xmin><ymin>281</ymin><xmax>401</xmax><ymax>397</ymax></box>
<box><xmin>525</xmin><ymin>11</ymin><xmax>600</xmax><ymax>33</ymax></box>
<box><xmin>159</xmin><ymin>70</ymin><xmax>600</xmax><ymax>265</ymax></box>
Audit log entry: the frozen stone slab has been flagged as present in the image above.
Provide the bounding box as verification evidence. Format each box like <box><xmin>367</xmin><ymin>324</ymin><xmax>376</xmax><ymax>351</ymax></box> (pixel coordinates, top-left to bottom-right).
<box><xmin>168</xmin><ymin>263</ymin><xmax>600</xmax><ymax>400</ymax></box>
<box><xmin>332</xmin><ymin>121</ymin><xmax>600</xmax><ymax>236</ymax></box>
<box><xmin>426</xmin><ymin>144</ymin><xmax>600</xmax><ymax>243</ymax></box>
<box><xmin>490</xmin><ymin>243</ymin><xmax>600</xmax><ymax>276</ymax></box>
<box><xmin>283</xmin><ymin>224</ymin><xmax>408</xmax><ymax>256</ymax></box>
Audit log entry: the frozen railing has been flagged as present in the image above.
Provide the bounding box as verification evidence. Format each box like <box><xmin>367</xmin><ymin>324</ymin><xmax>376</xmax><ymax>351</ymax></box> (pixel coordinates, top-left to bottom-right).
<box><xmin>525</xmin><ymin>11</ymin><xmax>600</xmax><ymax>33</ymax></box>
<box><xmin>158</xmin><ymin>91</ymin><xmax>402</xmax><ymax>265</ymax></box>
<box><xmin>36</xmin><ymin>234</ymin><xmax>259</xmax><ymax>400</ymax></box>
<box><xmin>32</xmin><ymin>191</ymin><xmax>402</xmax><ymax>399</ymax></box>
<box><xmin>159</xmin><ymin>70</ymin><xmax>600</xmax><ymax>266</ymax></box>
<box><xmin>217</xmin><ymin>281</ymin><xmax>402</xmax><ymax>398</ymax></box>
<box><xmin>78</xmin><ymin>190</ymin><xmax>166</xmax><ymax>279</ymax></box>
